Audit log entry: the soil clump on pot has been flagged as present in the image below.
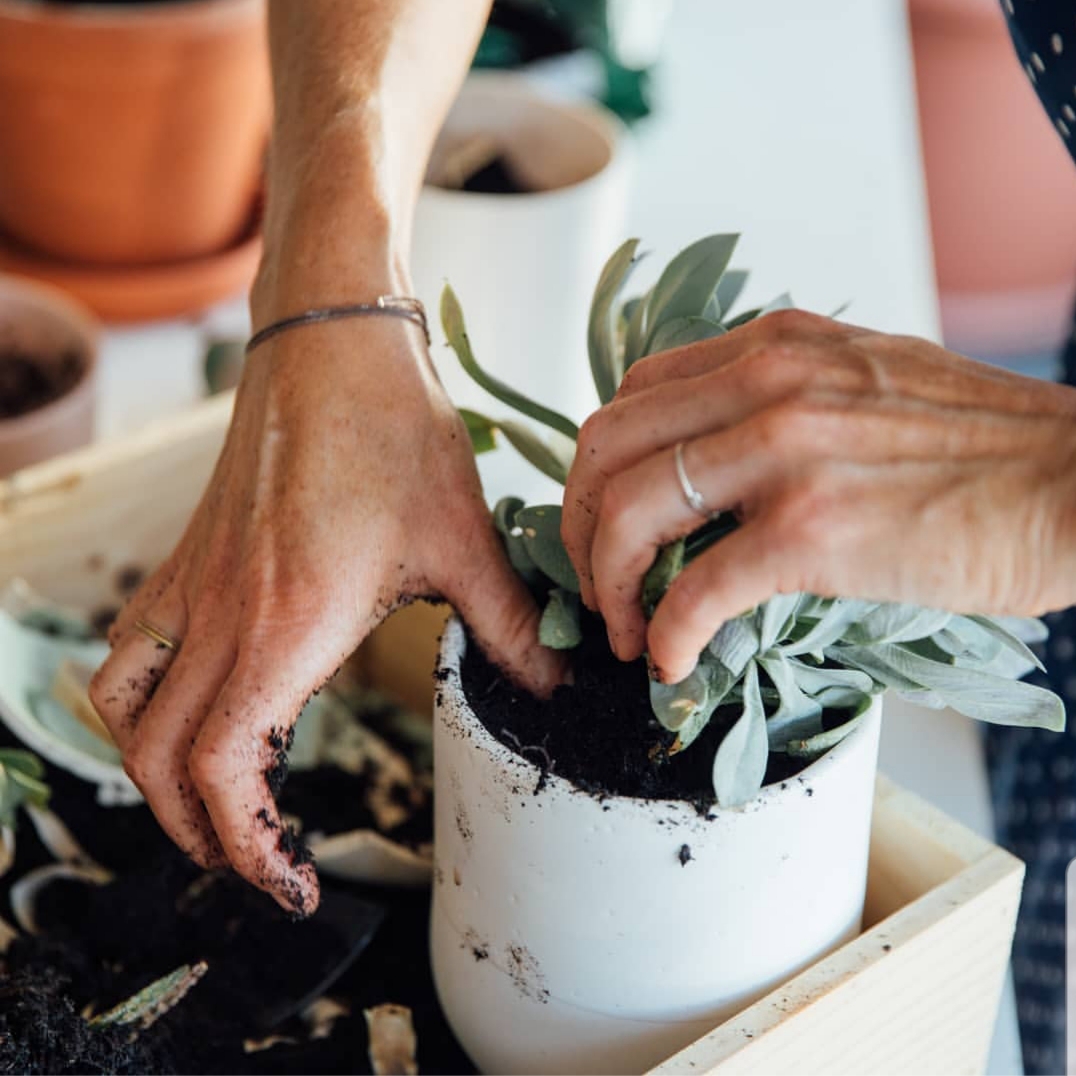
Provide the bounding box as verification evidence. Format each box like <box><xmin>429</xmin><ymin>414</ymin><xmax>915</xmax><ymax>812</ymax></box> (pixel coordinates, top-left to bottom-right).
<box><xmin>460</xmin><ymin>611</ymin><xmax>806</xmax><ymax>806</ymax></box>
<box><xmin>0</xmin><ymin>351</ymin><xmax>83</xmax><ymax>419</ymax></box>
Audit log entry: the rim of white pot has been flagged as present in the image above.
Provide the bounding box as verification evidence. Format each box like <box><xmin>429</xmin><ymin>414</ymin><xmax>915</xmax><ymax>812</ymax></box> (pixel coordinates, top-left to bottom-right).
<box><xmin>423</xmin><ymin>70</ymin><xmax>631</xmax><ymax>205</ymax></box>
<box><xmin>0</xmin><ymin>274</ymin><xmax>99</xmax><ymax>438</ymax></box>
<box><xmin>437</xmin><ymin>616</ymin><xmax>883</xmax><ymax>826</ymax></box>
<box><xmin>0</xmin><ymin>0</ymin><xmax>264</xmax><ymax>31</ymax></box>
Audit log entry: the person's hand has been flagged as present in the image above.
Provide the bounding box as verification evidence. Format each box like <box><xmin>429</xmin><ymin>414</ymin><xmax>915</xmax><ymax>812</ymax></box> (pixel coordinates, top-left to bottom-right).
<box><xmin>562</xmin><ymin>309</ymin><xmax>1076</xmax><ymax>684</ymax></box>
<box><xmin>90</xmin><ymin>315</ymin><xmax>561</xmax><ymax>916</ymax></box>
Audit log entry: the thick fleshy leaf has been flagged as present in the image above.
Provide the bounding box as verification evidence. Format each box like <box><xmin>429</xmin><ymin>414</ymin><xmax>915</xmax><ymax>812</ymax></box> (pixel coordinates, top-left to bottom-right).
<box><xmin>713</xmin><ymin>269</ymin><xmax>749</xmax><ymax>321</ymax></box>
<box><xmin>759</xmin><ymin>293</ymin><xmax>795</xmax><ymax>315</ymax></box>
<box><xmin>588</xmin><ymin>238</ymin><xmax>641</xmax><ymax>403</ymax></box>
<box><xmin>711</xmin><ymin>662</ymin><xmax>769</xmax><ymax>807</ymax></box>
<box><xmin>967</xmin><ymin>615</ymin><xmax>1045</xmax><ymax>673</ymax></box>
<box><xmin>758</xmin><ymin>592</ymin><xmax>803</xmax><ymax>651</ymax></box>
<box><xmin>843</xmin><ymin>604</ymin><xmax>952</xmax><ymax>646</ymax></box>
<box><xmin>783</xmin><ymin>707</ymin><xmax>868</xmax><ymax>760</ymax></box>
<box><xmin>459</xmin><ymin>408</ymin><xmax>497</xmax><ymax>455</ymax></box>
<box><xmin>642</xmin><ymin>540</ymin><xmax>685</xmax><ymax>618</ymax></box>
<box><xmin>782</xmin><ymin>599</ymin><xmax>877</xmax><ymax>659</ymax></box>
<box><xmin>722</xmin><ymin>306</ymin><xmax>763</xmax><ymax>331</ymax></box>
<box><xmin>647</xmin><ymin>317</ymin><xmax>726</xmax><ymax>354</ymax></box>
<box><xmin>833</xmin><ymin>643</ymin><xmax>1065</xmax><ymax>730</ymax></box>
<box><xmin>708</xmin><ymin>614</ymin><xmax>760</xmax><ymax>678</ymax></box>
<box><xmin>644</xmin><ymin>235</ymin><xmax>739</xmax><ymax>352</ymax></box>
<box><xmin>785</xmin><ymin>658</ymin><xmax>876</xmax><ymax>699</ymax></box>
<box><xmin>539</xmin><ymin>589</ymin><xmax>582</xmax><ymax>650</ymax></box>
<box><xmin>515</xmin><ymin>506</ymin><xmax>579</xmax><ymax>592</ymax></box>
<box><xmin>442</xmin><ymin>285</ymin><xmax>579</xmax><ymax>441</ymax></box>
<box><xmin>493</xmin><ymin>497</ymin><xmax>525</xmax><ymax>538</ymax></box>
<box><xmin>650</xmin><ymin>658</ymin><xmax>732</xmax><ymax>747</ymax></box>
<box><xmin>756</xmin><ymin>653</ymin><xmax>823</xmax><ymax>746</ymax></box>
<box><xmin>623</xmin><ymin>285</ymin><xmax>652</xmax><ymax>371</ymax></box>
<box><xmin>498</xmin><ymin>420</ymin><xmax>573</xmax><ymax>485</ymax></box>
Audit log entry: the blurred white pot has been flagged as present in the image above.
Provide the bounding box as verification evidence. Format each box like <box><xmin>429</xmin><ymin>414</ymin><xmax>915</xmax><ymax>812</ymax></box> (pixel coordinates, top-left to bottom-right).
<box><xmin>411</xmin><ymin>72</ymin><xmax>631</xmax><ymax>506</ymax></box>
<box><xmin>430</xmin><ymin>619</ymin><xmax>883</xmax><ymax>1075</ymax></box>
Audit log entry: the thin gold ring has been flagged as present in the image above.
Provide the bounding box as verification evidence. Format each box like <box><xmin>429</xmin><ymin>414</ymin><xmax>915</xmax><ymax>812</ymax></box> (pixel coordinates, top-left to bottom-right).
<box><xmin>133</xmin><ymin>618</ymin><xmax>180</xmax><ymax>652</ymax></box>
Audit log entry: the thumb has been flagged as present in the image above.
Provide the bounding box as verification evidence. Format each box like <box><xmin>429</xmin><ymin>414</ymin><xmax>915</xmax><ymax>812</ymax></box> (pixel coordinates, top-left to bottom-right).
<box><xmin>438</xmin><ymin>522</ymin><xmax>568</xmax><ymax>699</ymax></box>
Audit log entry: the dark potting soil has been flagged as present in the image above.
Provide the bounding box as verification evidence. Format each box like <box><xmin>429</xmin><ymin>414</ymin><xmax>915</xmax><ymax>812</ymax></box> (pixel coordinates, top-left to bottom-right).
<box><xmin>459</xmin><ymin>610</ymin><xmax>805</xmax><ymax>808</ymax></box>
<box><xmin>0</xmin><ymin>722</ymin><xmax>475</xmax><ymax>1075</ymax></box>
<box><xmin>0</xmin><ymin>351</ymin><xmax>84</xmax><ymax>420</ymax></box>
<box><xmin>457</xmin><ymin>156</ymin><xmax>533</xmax><ymax>195</ymax></box>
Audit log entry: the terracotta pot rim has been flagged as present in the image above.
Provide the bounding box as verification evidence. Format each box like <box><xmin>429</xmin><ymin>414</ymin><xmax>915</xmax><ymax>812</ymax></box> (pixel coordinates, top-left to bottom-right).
<box><xmin>0</xmin><ymin>274</ymin><xmax>99</xmax><ymax>438</ymax></box>
<box><xmin>0</xmin><ymin>0</ymin><xmax>263</xmax><ymax>32</ymax></box>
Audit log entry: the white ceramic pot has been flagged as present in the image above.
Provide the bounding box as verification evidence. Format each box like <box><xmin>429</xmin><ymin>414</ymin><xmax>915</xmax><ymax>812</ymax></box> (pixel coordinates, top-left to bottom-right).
<box><xmin>411</xmin><ymin>72</ymin><xmax>631</xmax><ymax>507</ymax></box>
<box><xmin>431</xmin><ymin>618</ymin><xmax>882</xmax><ymax>1075</ymax></box>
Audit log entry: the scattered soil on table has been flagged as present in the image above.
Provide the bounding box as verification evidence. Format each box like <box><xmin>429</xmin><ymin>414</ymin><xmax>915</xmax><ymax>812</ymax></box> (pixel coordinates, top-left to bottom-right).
<box><xmin>0</xmin><ymin>351</ymin><xmax>84</xmax><ymax>420</ymax></box>
<box><xmin>0</xmin><ymin>718</ymin><xmax>473</xmax><ymax>1075</ymax></box>
<box><xmin>460</xmin><ymin>610</ymin><xmax>806</xmax><ymax>808</ymax></box>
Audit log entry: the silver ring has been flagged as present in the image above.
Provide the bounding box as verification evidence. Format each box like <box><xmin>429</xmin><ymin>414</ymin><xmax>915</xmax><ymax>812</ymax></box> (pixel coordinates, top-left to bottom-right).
<box><xmin>674</xmin><ymin>441</ymin><xmax>714</xmax><ymax>519</ymax></box>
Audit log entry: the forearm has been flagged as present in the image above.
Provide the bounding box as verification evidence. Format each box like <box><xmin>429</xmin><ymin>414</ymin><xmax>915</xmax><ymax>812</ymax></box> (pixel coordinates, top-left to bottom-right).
<box><xmin>255</xmin><ymin>0</ymin><xmax>492</xmax><ymax>320</ymax></box>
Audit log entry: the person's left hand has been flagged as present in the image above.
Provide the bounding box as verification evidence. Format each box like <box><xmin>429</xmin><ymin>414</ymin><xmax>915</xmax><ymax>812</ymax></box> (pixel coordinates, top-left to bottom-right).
<box><xmin>561</xmin><ymin>309</ymin><xmax>1076</xmax><ymax>683</ymax></box>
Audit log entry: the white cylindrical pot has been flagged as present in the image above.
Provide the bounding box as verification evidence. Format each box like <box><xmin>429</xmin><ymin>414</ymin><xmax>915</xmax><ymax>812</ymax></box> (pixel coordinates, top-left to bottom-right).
<box><xmin>411</xmin><ymin>72</ymin><xmax>631</xmax><ymax>506</ymax></box>
<box><xmin>431</xmin><ymin>619</ymin><xmax>882</xmax><ymax>1075</ymax></box>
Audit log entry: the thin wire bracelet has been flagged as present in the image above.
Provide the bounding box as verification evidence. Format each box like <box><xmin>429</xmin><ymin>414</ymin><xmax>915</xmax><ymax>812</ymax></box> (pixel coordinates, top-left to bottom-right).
<box><xmin>245</xmin><ymin>296</ymin><xmax>430</xmax><ymax>354</ymax></box>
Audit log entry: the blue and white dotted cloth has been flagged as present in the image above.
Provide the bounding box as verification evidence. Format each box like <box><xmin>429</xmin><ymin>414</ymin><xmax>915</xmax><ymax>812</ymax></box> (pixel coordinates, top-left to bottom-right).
<box><xmin>987</xmin><ymin>4</ymin><xmax>1076</xmax><ymax>1073</ymax></box>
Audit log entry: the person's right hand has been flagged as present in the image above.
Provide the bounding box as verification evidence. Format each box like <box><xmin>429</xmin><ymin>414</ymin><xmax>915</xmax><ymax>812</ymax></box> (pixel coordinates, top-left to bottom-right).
<box><xmin>561</xmin><ymin>309</ymin><xmax>1076</xmax><ymax>684</ymax></box>
<box><xmin>89</xmin><ymin>310</ymin><xmax>561</xmax><ymax>917</ymax></box>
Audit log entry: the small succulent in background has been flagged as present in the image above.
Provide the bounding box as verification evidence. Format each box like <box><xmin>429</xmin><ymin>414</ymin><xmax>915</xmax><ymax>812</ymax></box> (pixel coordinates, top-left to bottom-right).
<box><xmin>443</xmin><ymin>234</ymin><xmax>1065</xmax><ymax>807</ymax></box>
<box><xmin>0</xmin><ymin>748</ymin><xmax>50</xmax><ymax>831</ymax></box>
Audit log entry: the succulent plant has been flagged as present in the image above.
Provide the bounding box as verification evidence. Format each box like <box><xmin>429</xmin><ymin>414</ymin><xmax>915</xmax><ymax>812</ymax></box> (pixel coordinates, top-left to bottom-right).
<box><xmin>443</xmin><ymin>234</ymin><xmax>1065</xmax><ymax>807</ymax></box>
<box><xmin>0</xmin><ymin>748</ymin><xmax>50</xmax><ymax>830</ymax></box>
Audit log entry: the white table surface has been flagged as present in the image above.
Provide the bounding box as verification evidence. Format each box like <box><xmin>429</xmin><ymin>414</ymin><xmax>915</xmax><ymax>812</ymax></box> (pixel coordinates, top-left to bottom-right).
<box><xmin>92</xmin><ymin>1</ymin><xmax>1020</xmax><ymax>1070</ymax></box>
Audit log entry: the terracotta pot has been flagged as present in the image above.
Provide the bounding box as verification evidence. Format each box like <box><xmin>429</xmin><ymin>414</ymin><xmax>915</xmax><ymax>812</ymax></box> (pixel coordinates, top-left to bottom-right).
<box><xmin>0</xmin><ymin>274</ymin><xmax>99</xmax><ymax>477</ymax></box>
<box><xmin>909</xmin><ymin>0</ymin><xmax>1076</xmax><ymax>354</ymax></box>
<box><xmin>0</xmin><ymin>0</ymin><xmax>270</xmax><ymax>266</ymax></box>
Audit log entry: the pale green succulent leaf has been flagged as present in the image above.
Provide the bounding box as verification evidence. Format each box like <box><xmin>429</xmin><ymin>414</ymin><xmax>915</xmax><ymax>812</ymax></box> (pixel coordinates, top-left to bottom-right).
<box><xmin>458</xmin><ymin>408</ymin><xmax>498</xmax><ymax>455</ymax></box>
<box><xmin>758</xmin><ymin>592</ymin><xmax>803</xmax><ymax>651</ymax></box>
<box><xmin>782</xmin><ymin>599</ymin><xmax>877</xmax><ymax>659</ymax></box>
<box><xmin>784</xmin><ymin>707</ymin><xmax>869</xmax><ymax>760</ymax></box>
<box><xmin>539</xmin><ymin>589</ymin><xmax>583</xmax><ymax>650</ymax></box>
<box><xmin>785</xmin><ymin>658</ymin><xmax>876</xmax><ymax>699</ymax></box>
<box><xmin>711</xmin><ymin>661</ymin><xmax>769</xmax><ymax>807</ymax></box>
<box><xmin>722</xmin><ymin>306</ymin><xmax>764</xmax><ymax>331</ymax></box>
<box><xmin>588</xmin><ymin>238</ymin><xmax>641</xmax><ymax>403</ymax></box>
<box><xmin>708</xmin><ymin>613</ymin><xmax>761</xmax><ymax>678</ymax></box>
<box><xmin>833</xmin><ymin>642</ymin><xmax>1064</xmax><ymax>730</ymax></box>
<box><xmin>441</xmin><ymin>284</ymin><xmax>579</xmax><ymax>441</ymax></box>
<box><xmin>967</xmin><ymin>614</ymin><xmax>1046</xmax><ymax>674</ymax></box>
<box><xmin>647</xmin><ymin>316</ymin><xmax>726</xmax><ymax>355</ymax></box>
<box><xmin>515</xmin><ymin>505</ymin><xmax>579</xmax><ymax>592</ymax></box>
<box><xmin>842</xmin><ymin>604</ymin><xmax>952</xmax><ymax>646</ymax></box>
<box><xmin>492</xmin><ymin>496</ymin><xmax>526</xmax><ymax>538</ymax></box>
<box><xmin>759</xmin><ymin>292</ymin><xmax>795</xmax><ymax>315</ymax></box>
<box><xmin>642</xmin><ymin>540</ymin><xmax>685</xmax><ymax>618</ymax></box>
<box><xmin>650</xmin><ymin>660</ymin><xmax>722</xmax><ymax>736</ymax></box>
<box><xmin>0</xmin><ymin>750</ymin><xmax>50</xmax><ymax>829</ymax></box>
<box><xmin>497</xmin><ymin>419</ymin><xmax>573</xmax><ymax>485</ymax></box>
<box><xmin>645</xmin><ymin>234</ymin><xmax>739</xmax><ymax>352</ymax></box>
<box><xmin>713</xmin><ymin>269</ymin><xmax>749</xmax><ymax>321</ymax></box>
<box><xmin>756</xmin><ymin>653</ymin><xmax>823</xmax><ymax>746</ymax></box>
<box><xmin>623</xmin><ymin>285</ymin><xmax>653</xmax><ymax>371</ymax></box>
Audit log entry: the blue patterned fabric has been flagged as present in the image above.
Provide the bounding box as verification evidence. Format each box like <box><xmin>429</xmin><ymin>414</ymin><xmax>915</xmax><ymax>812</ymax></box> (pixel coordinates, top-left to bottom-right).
<box><xmin>987</xmin><ymin>4</ymin><xmax>1076</xmax><ymax>1073</ymax></box>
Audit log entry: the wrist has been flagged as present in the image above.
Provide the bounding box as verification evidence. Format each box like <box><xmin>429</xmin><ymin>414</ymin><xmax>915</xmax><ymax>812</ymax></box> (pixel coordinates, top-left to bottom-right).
<box><xmin>252</xmin><ymin>114</ymin><xmax>415</xmax><ymax>328</ymax></box>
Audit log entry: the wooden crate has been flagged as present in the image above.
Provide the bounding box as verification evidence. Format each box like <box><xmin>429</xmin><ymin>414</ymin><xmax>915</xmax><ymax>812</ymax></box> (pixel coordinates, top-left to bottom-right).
<box><xmin>0</xmin><ymin>398</ymin><xmax>1024</xmax><ymax>1075</ymax></box>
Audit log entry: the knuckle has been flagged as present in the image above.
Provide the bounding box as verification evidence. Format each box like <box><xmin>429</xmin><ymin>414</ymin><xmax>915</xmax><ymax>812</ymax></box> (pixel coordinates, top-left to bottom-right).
<box><xmin>121</xmin><ymin>745</ymin><xmax>153</xmax><ymax>791</ymax></box>
<box><xmin>188</xmin><ymin>737</ymin><xmax>230</xmax><ymax>797</ymax></box>
<box><xmin>576</xmin><ymin>411</ymin><xmax>607</xmax><ymax>464</ymax></box>
<box><xmin>760</xmin><ymin>307</ymin><xmax>823</xmax><ymax>338</ymax></box>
